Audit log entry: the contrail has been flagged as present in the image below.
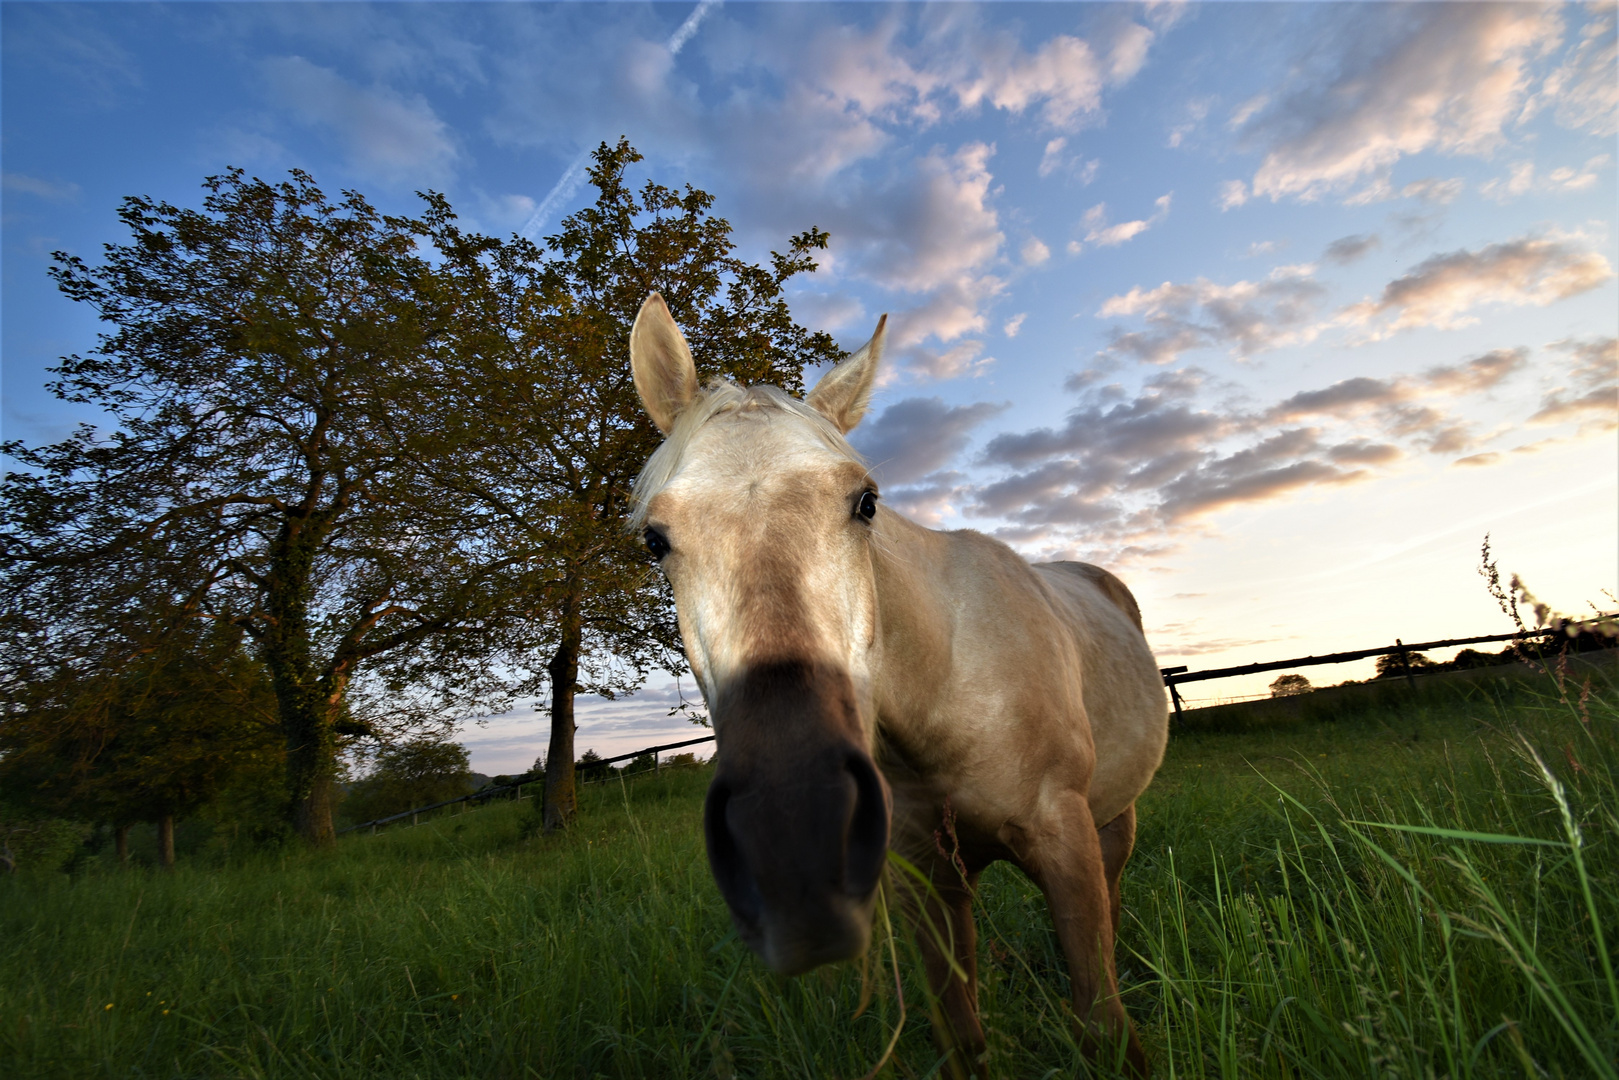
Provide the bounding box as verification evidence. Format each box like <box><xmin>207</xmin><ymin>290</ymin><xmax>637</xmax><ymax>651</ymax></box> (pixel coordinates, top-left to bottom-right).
<box><xmin>667</xmin><ymin>0</ymin><xmax>716</xmax><ymax>55</ymax></box>
<box><xmin>520</xmin><ymin>0</ymin><xmax>718</xmax><ymax>241</ymax></box>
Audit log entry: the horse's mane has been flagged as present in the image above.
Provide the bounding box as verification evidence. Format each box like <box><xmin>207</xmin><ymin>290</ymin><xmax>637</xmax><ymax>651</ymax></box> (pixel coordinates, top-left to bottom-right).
<box><xmin>629</xmin><ymin>380</ymin><xmax>866</xmax><ymax>530</ymax></box>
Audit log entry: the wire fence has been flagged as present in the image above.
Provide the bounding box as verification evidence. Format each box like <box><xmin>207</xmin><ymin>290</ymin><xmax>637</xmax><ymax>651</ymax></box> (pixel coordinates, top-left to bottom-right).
<box><xmin>342</xmin><ymin>623</ymin><xmax>1594</xmax><ymax>836</ymax></box>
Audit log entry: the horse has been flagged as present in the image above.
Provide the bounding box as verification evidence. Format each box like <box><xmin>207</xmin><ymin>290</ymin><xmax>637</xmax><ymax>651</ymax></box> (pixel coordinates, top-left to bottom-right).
<box><xmin>627</xmin><ymin>293</ymin><xmax>1169</xmax><ymax>1076</ymax></box>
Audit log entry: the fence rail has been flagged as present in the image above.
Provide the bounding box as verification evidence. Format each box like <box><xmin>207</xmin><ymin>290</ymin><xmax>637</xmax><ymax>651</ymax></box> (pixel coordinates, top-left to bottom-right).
<box><xmin>1157</xmin><ymin>626</ymin><xmax>1568</xmax><ymax>723</ymax></box>
<box><xmin>337</xmin><ymin>733</ymin><xmax>716</xmax><ymax>835</ymax></box>
<box><xmin>343</xmin><ymin>622</ymin><xmax>1595</xmax><ymax>836</ymax></box>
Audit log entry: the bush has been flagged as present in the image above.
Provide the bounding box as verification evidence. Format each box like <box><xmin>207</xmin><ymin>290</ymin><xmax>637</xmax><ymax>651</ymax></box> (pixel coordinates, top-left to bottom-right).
<box><xmin>0</xmin><ymin>809</ymin><xmax>90</xmax><ymax>874</ymax></box>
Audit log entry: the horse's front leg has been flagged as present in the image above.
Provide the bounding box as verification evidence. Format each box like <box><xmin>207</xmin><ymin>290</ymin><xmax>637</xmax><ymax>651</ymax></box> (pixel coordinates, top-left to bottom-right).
<box><xmin>1004</xmin><ymin>792</ymin><xmax>1148</xmax><ymax>1076</ymax></box>
<box><xmin>906</xmin><ymin>863</ymin><xmax>986</xmax><ymax>1080</ymax></box>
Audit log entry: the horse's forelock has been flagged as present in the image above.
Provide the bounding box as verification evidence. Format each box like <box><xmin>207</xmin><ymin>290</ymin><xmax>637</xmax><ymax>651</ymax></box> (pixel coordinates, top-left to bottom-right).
<box><xmin>629</xmin><ymin>381</ymin><xmax>866</xmax><ymax>530</ymax></box>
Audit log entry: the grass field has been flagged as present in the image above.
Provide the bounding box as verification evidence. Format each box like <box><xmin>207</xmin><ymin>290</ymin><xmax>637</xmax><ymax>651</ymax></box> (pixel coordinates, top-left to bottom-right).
<box><xmin>3</xmin><ymin>672</ymin><xmax>1615</xmax><ymax>1079</ymax></box>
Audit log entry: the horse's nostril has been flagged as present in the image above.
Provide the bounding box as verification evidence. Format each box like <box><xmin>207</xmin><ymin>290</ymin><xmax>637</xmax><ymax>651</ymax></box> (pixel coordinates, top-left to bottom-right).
<box><xmin>703</xmin><ymin>779</ymin><xmax>762</xmax><ymax>926</ymax></box>
<box><xmin>843</xmin><ymin>752</ymin><xmax>890</xmax><ymax>897</ymax></box>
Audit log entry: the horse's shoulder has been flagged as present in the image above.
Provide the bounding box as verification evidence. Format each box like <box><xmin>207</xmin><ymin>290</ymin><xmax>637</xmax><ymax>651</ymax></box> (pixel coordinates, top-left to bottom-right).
<box><xmin>1032</xmin><ymin>560</ymin><xmax>1144</xmax><ymax>633</ymax></box>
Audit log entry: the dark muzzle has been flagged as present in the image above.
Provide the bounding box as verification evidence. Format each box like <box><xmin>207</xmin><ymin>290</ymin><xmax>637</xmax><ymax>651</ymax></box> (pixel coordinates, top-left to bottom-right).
<box><xmin>702</xmin><ymin>661</ymin><xmax>891</xmax><ymax>975</ymax></box>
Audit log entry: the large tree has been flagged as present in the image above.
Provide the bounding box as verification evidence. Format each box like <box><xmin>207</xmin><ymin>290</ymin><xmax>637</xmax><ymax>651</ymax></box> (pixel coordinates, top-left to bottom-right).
<box><xmin>2</xmin><ymin>171</ymin><xmax>515</xmax><ymax>845</ymax></box>
<box><xmin>420</xmin><ymin>140</ymin><xmax>843</xmax><ymax>830</ymax></box>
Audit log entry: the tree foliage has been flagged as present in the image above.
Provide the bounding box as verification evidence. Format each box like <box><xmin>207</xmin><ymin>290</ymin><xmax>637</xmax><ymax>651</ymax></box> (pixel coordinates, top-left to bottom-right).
<box><xmin>0</xmin><ymin>617</ymin><xmax>277</xmax><ymax>867</ymax></box>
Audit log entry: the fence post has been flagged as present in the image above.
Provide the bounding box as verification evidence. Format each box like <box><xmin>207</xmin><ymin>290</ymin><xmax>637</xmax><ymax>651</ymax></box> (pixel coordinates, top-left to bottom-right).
<box><xmin>1395</xmin><ymin>638</ymin><xmax>1417</xmax><ymax>691</ymax></box>
<box><xmin>1161</xmin><ymin>666</ymin><xmax>1189</xmax><ymax>726</ymax></box>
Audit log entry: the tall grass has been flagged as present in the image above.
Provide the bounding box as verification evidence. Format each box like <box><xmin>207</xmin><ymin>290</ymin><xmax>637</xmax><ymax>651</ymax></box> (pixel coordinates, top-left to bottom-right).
<box><xmin>2</xmin><ymin>679</ymin><xmax>1613</xmax><ymax>1078</ymax></box>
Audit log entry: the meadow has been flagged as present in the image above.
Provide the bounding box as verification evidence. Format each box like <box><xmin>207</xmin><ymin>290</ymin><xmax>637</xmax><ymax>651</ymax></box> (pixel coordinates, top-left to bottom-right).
<box><xmin>3</xmin><ymin>670</ymin><xmax>1614</xmax><ymax>1079</ymax></box>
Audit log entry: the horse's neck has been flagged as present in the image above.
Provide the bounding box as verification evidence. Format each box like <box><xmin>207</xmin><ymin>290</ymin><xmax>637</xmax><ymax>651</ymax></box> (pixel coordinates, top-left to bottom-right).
<box><xmin>869</xmin><ymin>513</ymin><xmax>957</xmax><ymax>714</ymax></box>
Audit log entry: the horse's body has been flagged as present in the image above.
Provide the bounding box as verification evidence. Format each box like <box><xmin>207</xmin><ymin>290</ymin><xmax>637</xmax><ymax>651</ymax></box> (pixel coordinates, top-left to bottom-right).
<box><xmin>628</xmin><ymin>294</ymin><xmax>1168</xmax><ymax>1075</ymax></box>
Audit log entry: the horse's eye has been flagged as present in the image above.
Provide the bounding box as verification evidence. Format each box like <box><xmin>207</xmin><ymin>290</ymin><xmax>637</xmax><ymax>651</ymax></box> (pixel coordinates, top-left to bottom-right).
<box><xmin>644</xmin><ymin>527</ymin><xmax>671</xmax><ymax>560</ymax></box>
<box><xmin>856</xmin><ymin>491</ymin><xmax>878</xmax><ymax>521</ymax></box>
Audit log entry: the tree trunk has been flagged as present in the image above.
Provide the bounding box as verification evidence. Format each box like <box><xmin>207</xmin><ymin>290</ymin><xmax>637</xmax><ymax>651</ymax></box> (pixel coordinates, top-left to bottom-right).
<box><xmin>115</xmin><ymin>824</ymin><xmax>129</xmax><ymax>866</ymax></box>
<box><xmin>543</xmin><ymin>596</ymin><xmax>582</xmax><ymax>833</ymax></box>
<box><xmin>264</xmin><ymin>513</ymin><xmax>338</xmax><ymax>846</ymax></box>
<box><xmin>158</xmin><ymin>814</ymin><xmax>175</xmax><ymax>869</ymax></box>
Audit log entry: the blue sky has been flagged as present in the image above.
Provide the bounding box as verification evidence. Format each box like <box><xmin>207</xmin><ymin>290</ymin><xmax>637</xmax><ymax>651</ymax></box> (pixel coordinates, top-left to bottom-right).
<box><xmin>4</xmin><ymin>2</ymin><xmax>1616</xmax><ymax>772</ymax></box>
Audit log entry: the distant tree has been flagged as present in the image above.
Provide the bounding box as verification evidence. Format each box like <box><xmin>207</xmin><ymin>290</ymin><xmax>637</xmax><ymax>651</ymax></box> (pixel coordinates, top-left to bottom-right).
<box><xmin>0</xmin><ymin>616</ymin><xmax>276</xmax><ymax>867</ymax></box>
<box><xmin>621</xmin><ymin>751</ymin><xmax>658</xmax><ymax>776</ymax></box>
<box><xmin>1375</xmin><ymin>651</ymin><xmax>1437</xmax><ymax>679</ymax></box>
<box><xmin>343</xmin><ymin>738</ymin><xmax>475</xmax><ymax>823</ymax></box>
<box><xmin>1269</xmin><ymin>674</ymin><xmax>1313</xmax><ymax>697</ymax></box>
<box><xmin>2</xmin><ymin>170</ymin><xmax>518</xmax><ymax>846</ymax></box>
<box><xmin>417</xmin><ymin>139</ymin><xmax>842</xmax><ymax>832</ymax></box>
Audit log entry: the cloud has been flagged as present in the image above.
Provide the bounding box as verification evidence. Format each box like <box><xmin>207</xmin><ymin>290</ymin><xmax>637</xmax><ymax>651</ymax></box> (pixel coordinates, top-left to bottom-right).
<box><xmin>1038</xmin><ymin>136</ymin><xmax>1067</xmax><ymax>178</ymax></box>
<box><xmin>958</xmin><ymin>34</ymin><xmax>1109</xmax><ymax>129</ymax></box>
<box><xmin>1323</xmin><ymin>233</ymin><xmax>1381</xmax><ymax>265</ymax></box>
<box><xmin>1399</xmin><ymin>177</ymin><xmax>1465</xmax><ymax>204</ymax></box>
<box><xmin>1216</xmin><ymin>179</ymin><xmax>1248</xmax><ymax>210</ymax></box>
<box><xmin>791</xmin><ymin>292</ymin><xmax>868</xmax><ymax>336</ymax></box>
<box><xmin>1553</xmin><ymin>336</ymin><xmax>1618</xmax><ymax>390</ymax></box>
<box><xmin>1</xmin><ymin>173</ymin><xmax>80</xmax><ymax>202</ymax></box>
<box><xmin>1096</xmin><ymin>264</ymin><xmax>1326</xmax><ymax>365</ymax></box>
<box><xmin>1542</xmin><ymin>5</ymin><xmax>1618</xmax><ymax>137</ymax></box>
<box><xmin>1265</xmin><ymin>348</ymin><xmax>1527</xmax><ymax>435</ymax></box>
<box><xmin>1530</xmin><ymin>336</ymin><xmax>1618</xmax><ymax>428</ymax></box>
<box><xmin>262</xmin><ymin>56</ymin><xmax>458</xmax><ymax>185</ymax></box>
<box><xmin>1341</xmin><ymin>234</ymin><xmax>1615</xmax><ymax>333</ymax></box>
<box><xmin>1081</xmin><ymin>193</ymin><xmax>1172</xmax><ymax>248</ymax></box>
<box><xmin>1480</xmin><ymin>155</ymin><xmax>1611</xmax><ymax>201</ymax></box>
<box><xmin>1236</xmin><ymin>5</ymin><xmax>1564</xmax><ymax>203</ymax></box>
<box><xmin>835</xmin><ymin>142</ymin><xmax>1009</xmax><ymax>377</ymax></box>
<box><xmin>967</xmin><ymin>339</ymin><xmax>1559</xmax><ymax>554</ymax></box>
<box><xmin>1478</xmin><ymin>161</ymin><xmax>1537</xmax><ymax>203</ymax></box>
<box><xmin>881</xmin><ymin>470</ymin><xmax>978</xmax><ymax>528</ymax></box>
<box><xmin>2</xmin><ymin>4</ymin><xmax>141</xmax><ymax>105</ymax></box>
<box><xmin>850</xmin><ymin>396</ymin><xmax>1009</xmax><ymax>486</ymax></box>
<box><xmin>1423</xmin><ymin>348</ymin><xmax>1529</xmax><ymax>393</ymax></box>
<box><xmin>478</xmin><ymin>6</ymin><xmax>1164</xmax><ymax>384</ymax></box>
<box><xmin>1021</xmin><ymin>237</ymin><xmax>1051</xmax><ymax>265</ymax></box>
<box><xmin>898</xmin><ymin>339</ymin><xmax>996</xmax><ymax>382</ymax></box>
<box><xmin>1003</xmin><ymin>313</ymin><xmax>1027</xmax><ymax>338</ymax></box>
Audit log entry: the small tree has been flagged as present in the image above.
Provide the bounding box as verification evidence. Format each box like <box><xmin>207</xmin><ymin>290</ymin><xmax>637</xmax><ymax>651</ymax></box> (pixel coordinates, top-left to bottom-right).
<box><xmin>1374</xmin><ymin>651</ymin><xmax>1436</xmax><ymax>679</ymax></box>
<box><xmin>419</xmin><ymin>139</ymin><xmax>842</xmax><ymax>831</ymax></box>
<box><xmin>1269</xmin><ymin>673</ymin><xmax>1312</xmax><ymax>697</ymax></box>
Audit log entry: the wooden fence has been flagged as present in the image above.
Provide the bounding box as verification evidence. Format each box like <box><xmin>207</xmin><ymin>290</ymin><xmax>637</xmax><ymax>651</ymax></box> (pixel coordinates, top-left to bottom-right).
<box><xmin>1158</xmin><ymin>626</ymin><xmax>1567</xmax><ymax>724</ymax></box>
<box><xmin>337</xmin><ymin>734</ymin><xmax>717</xmax><ymax>835</ymax></box>
<box><xmin>343</xmin><ymin>624</ymin><xmax>1582</xmax><ymax>836</ymax></box>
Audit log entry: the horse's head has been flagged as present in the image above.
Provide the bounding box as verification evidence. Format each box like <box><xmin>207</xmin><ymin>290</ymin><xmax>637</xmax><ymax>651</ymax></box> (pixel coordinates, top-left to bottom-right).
<box><xmin>629</xmin><ymin>293</ymin><xmax>892</xmax><ymax>975</ymax></box>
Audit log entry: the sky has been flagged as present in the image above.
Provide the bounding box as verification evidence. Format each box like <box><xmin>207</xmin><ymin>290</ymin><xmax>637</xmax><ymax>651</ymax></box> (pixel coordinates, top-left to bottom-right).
<box><xmin>3</xmin><ymin>1</ymin><xmax>1615</xmax><ymax>774</ymax></box>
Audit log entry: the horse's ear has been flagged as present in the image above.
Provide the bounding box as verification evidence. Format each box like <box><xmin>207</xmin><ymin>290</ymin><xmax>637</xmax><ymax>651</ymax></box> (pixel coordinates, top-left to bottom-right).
<box><xmin>807</xmin><ymin>314</ymin><xmax>886</xmax><ymax>434</ymax></box>
<box><xmin>630</xmin><ymin>293</ymin><xmax>699</xmax><ymax>435</ymax></box>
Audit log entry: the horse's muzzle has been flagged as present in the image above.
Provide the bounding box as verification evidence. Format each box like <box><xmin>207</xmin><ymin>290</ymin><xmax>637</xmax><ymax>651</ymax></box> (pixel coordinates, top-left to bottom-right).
<box><xmin>702</xmin><ymin>661</ymin><xmax>891</xmax><ymax>975</ymax></box>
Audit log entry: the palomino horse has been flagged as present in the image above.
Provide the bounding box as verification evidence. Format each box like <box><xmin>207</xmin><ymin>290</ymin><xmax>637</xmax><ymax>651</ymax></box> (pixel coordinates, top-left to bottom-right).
<box><xmin>628</xmin><ymin>294</ymin><xmax>1169</xmax><ymax>1075</ymax></box>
